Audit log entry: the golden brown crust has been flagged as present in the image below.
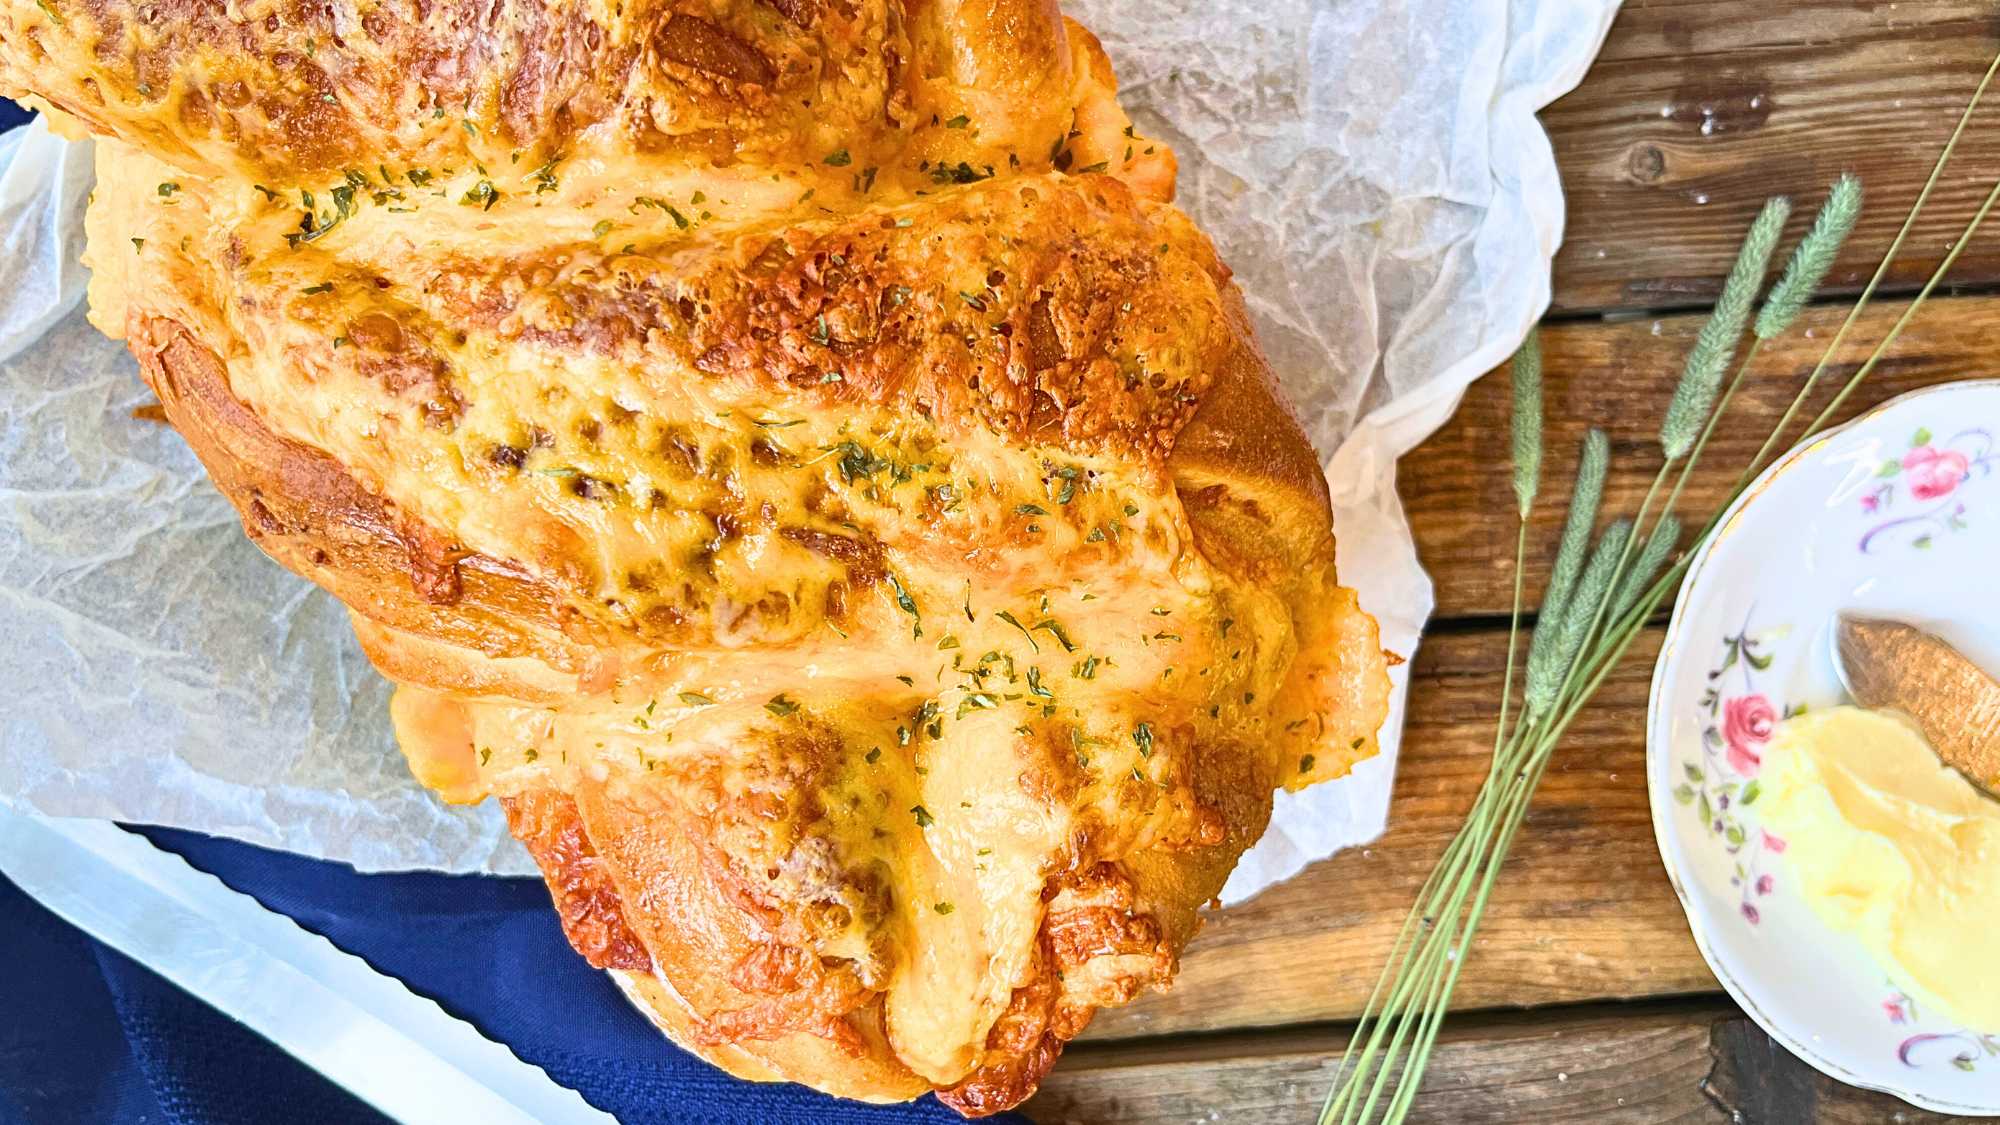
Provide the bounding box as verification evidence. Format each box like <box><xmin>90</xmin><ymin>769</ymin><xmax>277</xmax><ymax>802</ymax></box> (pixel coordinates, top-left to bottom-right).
<box><xmin>501</xmin><ymin>789</ymin><xmax>653</xmax><ymax>972</ymax></box>
<box><xmin>126</xmin><ymin>315</ymin><xmax>609</xmax><ymax>674</ymax></box>
<box><xmin>935</xmin><ymin>947</ymin><xmax>1086</xmax><ymax>1117</ymax></box>
<box><xmin>8</xmin><ymin>0</ymin><xmax>1393</xmax><ymax>1114</ymax></box>
<box><xmin>568</xmin><ymin>762</ymin><xmax>932</xmax><ymax>1103</ymax></box>
<box><xmin>0</xmin><ymin>0</ymin><xmax>1133</xmax><ymax>189</ymax></box>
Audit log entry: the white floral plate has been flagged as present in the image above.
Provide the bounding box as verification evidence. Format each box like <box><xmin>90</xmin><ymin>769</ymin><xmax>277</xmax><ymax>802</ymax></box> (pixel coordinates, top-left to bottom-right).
<box><xmin>1648</xmin><ymin>379</ymin><xmax>2000</xmax><ymax>1115</ymax></box>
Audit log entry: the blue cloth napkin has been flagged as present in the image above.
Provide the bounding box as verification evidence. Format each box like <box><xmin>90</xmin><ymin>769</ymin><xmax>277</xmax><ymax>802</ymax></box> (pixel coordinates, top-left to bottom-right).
<box><xmin>0</xmin><ymin>100</ymin><xmax>1023</xmax><ymax>1125</ymax></box>
<box><xmin>1</xmin><ymin>827</ymin><xmax>1017</xmax><ymax>1124</ymax></box>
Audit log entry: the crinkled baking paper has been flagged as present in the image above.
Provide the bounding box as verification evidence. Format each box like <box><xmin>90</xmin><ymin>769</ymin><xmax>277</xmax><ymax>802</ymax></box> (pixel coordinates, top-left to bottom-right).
<box><xmin>0</xmin><ymin>0</ymin><xmax>1622</xmax><ymax>899</ymax></box>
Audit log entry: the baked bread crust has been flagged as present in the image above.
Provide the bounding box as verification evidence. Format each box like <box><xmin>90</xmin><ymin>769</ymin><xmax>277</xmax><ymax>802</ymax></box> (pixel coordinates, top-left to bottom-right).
<box><xmin>2</xmin><ymin>0</ymin><xmax>1390</xmax><ymax>1113</ymax></box>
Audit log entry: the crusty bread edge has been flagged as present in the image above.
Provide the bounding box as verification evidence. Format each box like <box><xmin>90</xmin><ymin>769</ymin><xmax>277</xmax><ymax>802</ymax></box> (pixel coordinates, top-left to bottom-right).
<box><xmin>610</xmin><ymin>970</ymin><xmax>931</xmax><ymax>1104</ymax></box>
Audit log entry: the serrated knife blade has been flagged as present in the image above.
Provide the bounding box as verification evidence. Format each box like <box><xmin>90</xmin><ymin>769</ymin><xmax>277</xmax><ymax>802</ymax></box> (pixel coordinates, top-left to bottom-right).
<box><xmin>1833</xmin><ymin>613</ymin><xmax>2000</xmax><ymax>799</ymax></box>
<box><xmin>0</xmin><ymin>813</ymin><xmax>618</xmax><ymax>1125</ymax></box>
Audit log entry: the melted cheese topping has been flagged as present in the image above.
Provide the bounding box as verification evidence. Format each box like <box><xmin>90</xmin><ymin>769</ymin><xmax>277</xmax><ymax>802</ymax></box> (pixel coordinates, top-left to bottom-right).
<box><xmin>90</xmin><ymin>141</ymin><xmax>1227</xmax><ymax>652</ymax></box>
<box><xmin>83</xmin><ymin>138</ymin><xmax>1380</xmax><ymax>1094</ymax></box>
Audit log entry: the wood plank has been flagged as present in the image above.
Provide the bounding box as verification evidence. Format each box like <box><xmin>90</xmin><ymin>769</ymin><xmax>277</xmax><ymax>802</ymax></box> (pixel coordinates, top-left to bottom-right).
<box><xmin>1547</xmin><ymin>0</ymin><xmax>2000</xmax><ymax>312</ymax></box>
<box><xmin>1033</xmin><ymin>1000</ymin><xmax>1982</xmax><ymax>1124</ymax></box>
<box><xmin>1402</xmin><ymin>291</ymin><xmax>2000</xmax><ymax>621</ymax></box>
<box><xmin>1043</xmin><ymin>1007</ymin><xmax>1716</xmax><ymax>1124</ymax></box>
<box><xmin>1083</xmin><ymin>622</ymin><xmax>1712</xmax><ymax>1041</ymax></box>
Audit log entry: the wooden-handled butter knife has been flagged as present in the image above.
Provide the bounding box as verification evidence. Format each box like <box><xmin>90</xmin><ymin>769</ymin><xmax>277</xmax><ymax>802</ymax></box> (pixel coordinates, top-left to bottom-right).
<box><xmin>1833</xmin><ymin>613</ymin><xmax>2000</xmax><ymax>799</ymax></box>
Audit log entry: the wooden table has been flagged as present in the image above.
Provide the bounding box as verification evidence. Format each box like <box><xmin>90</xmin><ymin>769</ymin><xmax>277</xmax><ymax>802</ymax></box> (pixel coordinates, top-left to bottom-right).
<box><xmin>1025</xmin><ymin>2</ymin><xmax>2000</xmax><ymax>1120</ymax></box>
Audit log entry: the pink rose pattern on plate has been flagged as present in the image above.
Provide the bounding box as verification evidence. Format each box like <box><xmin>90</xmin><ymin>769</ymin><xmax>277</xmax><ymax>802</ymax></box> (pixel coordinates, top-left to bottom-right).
<box><xmin>1679</xmin><ymin>610</ymin><xmax>2000</xmax><ymax>1062</ymax></box>
<box><xmin>1664</xmin><ymin>396</ymin><xmax>2000</xmax><ymax>1092</ymax></box>
<box><xmin>1721</xmin><ymin>693</ymin><xmax>1777</xmax><ymax>775</ymax></box>
<box><xmin>1858</xmin><ymin>426</ymin><xmax>1993</xmax><ymax>552</ymax></box>
<box><xmin>1677</xmin><ymin>608</ymin><xmax>1793</xmax><ymax>924</ymax></box>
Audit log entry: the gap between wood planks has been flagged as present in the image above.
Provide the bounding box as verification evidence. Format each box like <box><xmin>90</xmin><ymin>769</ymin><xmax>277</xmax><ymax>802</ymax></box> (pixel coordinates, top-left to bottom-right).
<box><xmin>1404</xmin><ymin>290</ymin><xmax>2000</xmax><ymax>621</ymax></box>
<box><xmin>1539</xmin><ymin>277</ymin><xmax>2000</xmax><ymax>327</ymax></box>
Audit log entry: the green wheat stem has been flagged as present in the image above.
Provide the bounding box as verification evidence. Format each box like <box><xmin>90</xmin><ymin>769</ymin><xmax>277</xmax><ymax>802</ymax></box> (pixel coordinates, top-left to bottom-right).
<box><xmin>1381</xmin><ymin>887</ymin><xmax>1482</xmax><ymax>1115</ymax></box>
<box><xmin>1525</xmin><ymin>431</ymin><xmax>1609</xmax><ymax>713</ymax></box>
<box><xmin>1511</xmin><ymin>334</ymin><xmax>1544</xmax><ymax>517</ymax></box>
<box><xmin>1494</xmin><ymin>526</ymin><xmax>1527</xmax><ymax>752</ymax></box>
<box><xmin>1346</xmin><ymin>776</ymin><xmax>1510</xmax><ymax>1023</ymax></box>
<box><xmin>1330</xmin><ymin>259</ymin><xmax>1763</xmax><ymax>1121</ymax></box>
<box><xmin>1492</xmin><ymin>332</ymin><xmax>1544</xmax><ymax>777</ymax></box>
<box><xmin>1325</xmin><ymin>579</ymin><xmax>1664</xmax><ymax>1124</ymax></box>
<box><xmin>1328</xmin><ymin>336</ymin><xmax>1547</xmax><ymax>1124</ymax></box>
<box><xmin>1338</xmin><ymin>171</ymin><xmax>1937</xmax><ymax>1116</ymax></box>
<box><xmin>1806</xmin><ymin>175</ymin><xmax>2000</xmax><ymax>434</ymax></box>
<box><xmin>1611</xmin><ymin>515</ymin><xmax>1681</xmax><ymax>626</ymax></box>
<box><xmin>1328</xmin><ymin>691</ymin><xmax>1544</xmax><ymax>1123</ymax></box>
<box><xmin>1744</xmin><ymin>49</ymin><xmax>2000</xmax><ymax>484</ymax></box>
<box><xmin>1326</xmin><ymin>340</ymin><xmax>1548</xmax><ymax>1103</ymax></box>
<box><xmin>1320</xmin><ymin>211</ymin><xmax>1849</xmax><ymax>1125</ymax></box>
<box><xmin>1542</xmin><ymin>517</ymin><xmax>1695</xmax><ymax>756</ymax></box>
<box><xmin>1681</xmin><ymin>169</ymin><xmax>2000</xmax><ymax>570</ymax></box>
<box><xmin>1343</xmin><ymin>771</ymin><xmax>1513</xmax><ymax>1125</ymax></box>
<box><xmin>1322</xmin><ymin>788</ymin><xmax>1507</xmax><ymax>1120</ymax></box>
<box><xmin>1325</xmin><ymin>865</ymin><xmax>1472</xmax><ymax>1121</ymax></box>
<box><xmin>1336</xmin><ymin>586</ymin><xmax>1599</xmax><ymax>1124</ymax></box>
<box><xmin>1661</xmin><ymin>338</ymin><xmax>1766</xmax><ymax>523</ymax></box>
<box><xmin>1570</xmin><ymin>439</ymin><xmax>1691</xmax><ymax>714</ymax></box>
<box><xmin>1588</xmin><ymin>552</ymin><xmax>1698</xmax><ymax>682</ymax></box>
<box><xmin>1348</xmin><ymin>955</ymin><xmax>1433</xmax><ymax>1123</ymax></box>
<box><xmin>1348</xmin><ymin>902</ymin><xmax>1468</xmax><ymax>1125</ymax></box>
<box><xmin>1380</xmin><ymin>859</ymin><xmax>1492</xmax><ymax>1122</ymax></box>
<box><xmin>1321</xmin><ymin>846</ymin><xmax>1463</xmax><ymax>1114</ymax></box>
<box><xmin>1539</xmin><ymin>428</ymin><xmax>1609</xmax><ymax>626</ymax></box>
<box><xmin>1352</xmin><ymin>544</ymin><xmax>1628</xmax><ymax>1122</ymax></box>
<box><xmin>1756</xmin><ymin>175</ymin><xmax>1863</xmax><ymax>339</ymax></box>
<box><xmin>1530</xmin><ymin>577</ymin><xmax>1679</xmax><ymax>770</ymax></box>
<box><xmin>1498</xmin><ymin>312</ymin><xmax>1774</xmax><ymax>1080</ymax></box>
<box><xmin>1660</xmin><ymin>197</ymin><xmax>1790</xmax><ymax>459</ymax></box>
<box><xmin>1362</xmin><ymin>603</ymin><xmax>1637</xmax><ymax>1125</ymax></box>
<box><xmin>1337</xmin><ymin>905</ymin><xmax>1447</xmax><ymax>1119</ymax></box>
<box><xmin>1379</xmin><ymin>731</ymin><xmax>1562</xmax><ymax>1122</ymax></box>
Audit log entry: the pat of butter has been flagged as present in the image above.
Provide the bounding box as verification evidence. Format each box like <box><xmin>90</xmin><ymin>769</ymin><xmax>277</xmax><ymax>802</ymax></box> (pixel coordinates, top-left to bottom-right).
<box><xmin>1761</xmin><ymin>705</ymin><xmax>2000</xmax><ymax>1031</ymax></box>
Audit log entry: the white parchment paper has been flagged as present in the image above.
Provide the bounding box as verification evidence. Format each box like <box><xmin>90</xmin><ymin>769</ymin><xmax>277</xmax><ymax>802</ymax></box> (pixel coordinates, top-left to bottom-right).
<box><xmin>0</xmin><ymin>0</ymin><xmax>1621</xmax><ymax>895</ymax></box>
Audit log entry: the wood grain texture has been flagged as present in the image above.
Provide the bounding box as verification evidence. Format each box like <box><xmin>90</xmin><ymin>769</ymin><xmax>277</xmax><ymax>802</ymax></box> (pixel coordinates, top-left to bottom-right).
<box><xmin>1083</xmin><ymin>622</ymin><xmax>1712</xmax><ymax>1041</ymax></box>
<box><xmin>1548</xmin><ymin>0</ymin><xmax>2000</xmax><ymax>312</ymax></box>
<box><xmin>1404</xmin><ymin>292</ymin><xmax>2000</xmax><ymax>620</ymax></box>
<box><xmin>1044</xmin><ymin>1007</ymin><xmax>1715</xmax><ymax>1124</ymax></box>
<box><xmin>1033</xmin><ymin>1001</ymin><xmax>1984</xmax><ymax>1124</ymax></box>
